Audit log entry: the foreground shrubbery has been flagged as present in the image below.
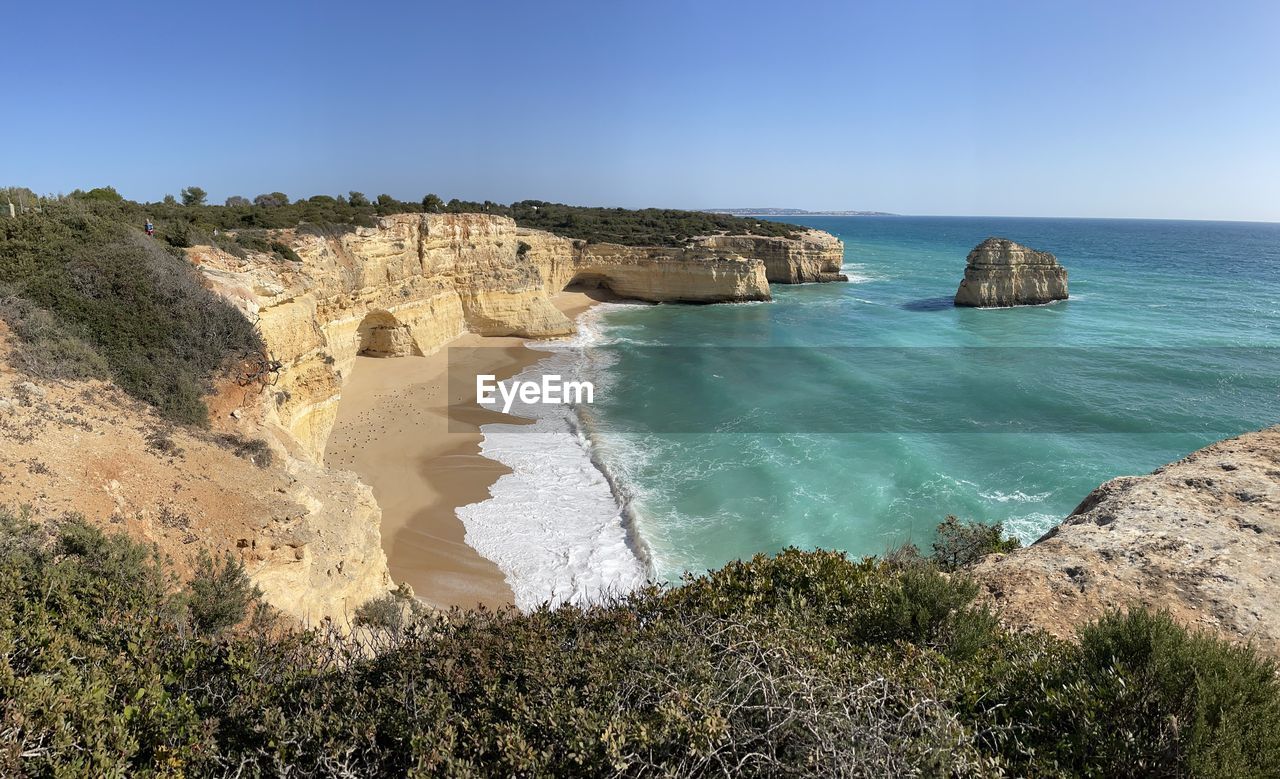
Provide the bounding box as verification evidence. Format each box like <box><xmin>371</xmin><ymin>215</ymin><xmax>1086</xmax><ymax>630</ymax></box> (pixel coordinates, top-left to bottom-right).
<box><xmin>0</xmin><ymin>198</ymin><xmax>263</xmax><ymax>424</ymax></box>
<box><xmin>1</xmin><ymin>509</ymin><xmax>1277</xmax><ymax>777</ymax></box>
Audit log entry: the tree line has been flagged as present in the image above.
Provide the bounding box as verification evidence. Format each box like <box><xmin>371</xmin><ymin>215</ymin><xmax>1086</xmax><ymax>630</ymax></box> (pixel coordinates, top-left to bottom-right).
<box><xmin>7</xmin><ymin>186</ymin><xmax>806</xmax><ymax>247</ymax></box>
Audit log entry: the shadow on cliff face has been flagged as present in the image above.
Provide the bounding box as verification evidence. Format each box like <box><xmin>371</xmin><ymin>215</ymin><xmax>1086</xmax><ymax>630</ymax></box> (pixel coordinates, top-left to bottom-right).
<box><xmin>900</xmin><ymin>296</ymin><xmax>955</xmax><ymax>312</ymax></box>
<box><xmin>563</xmin><ymin>280</ymin><xmax>625</xmax><ymax>304</ymax></box>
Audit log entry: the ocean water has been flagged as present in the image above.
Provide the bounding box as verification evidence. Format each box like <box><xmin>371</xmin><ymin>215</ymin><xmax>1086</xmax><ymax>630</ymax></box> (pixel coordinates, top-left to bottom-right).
<box><xmin>463</xmin><ymin>217</ymin><xmax>1280</xmax><ymax>604</ymax></box>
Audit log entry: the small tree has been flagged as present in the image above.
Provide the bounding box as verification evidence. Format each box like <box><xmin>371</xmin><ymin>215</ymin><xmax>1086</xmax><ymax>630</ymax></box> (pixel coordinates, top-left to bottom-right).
<box><xmin>354</xmin><ymin>584</ymin><xmax>423</xmax><ymax>632</ymax></box>
<box><xmin>185</xmin><ymin>550</ymin><xmax>261</xmax><ymax>634</ymax></box>
<box><xmin>348</xmin><ymin>191</ymin><xmax>370</xmax><ymax>207</ymax></box>
<box><xmin>81</xmin><ymin>186</ymin><xmax>123</xmax><ymax>202</ymax></box>
<box><xmin>225</xmin><ymin>195</ymin><xmax>250</xmax><ymax>207</ymax></box>
<box><xmin>162</xmin><ymin>194</ymin><xmax>178</xmax><ymax>206</ymax></box>
<box><xmin>931</xmin><ymin>516</ymin><xmax>1020</xmax><ymax>571</ymax></box>
<box><xmin>164</xmin><ymin>220</ymin><xmax>196</xmax><ymax>248</ymax></box>
<box><xmin>180</xmin><ymin>186</ymin><xmax>207</xmax><ymax>207</ymax></box>
<box><xmin>253</xmin><ymin>192</ymin><xmax>289</xmax><ymax>208</ymax></box>
<box><xmin>422</xmin><ymin>193</ymin><xmax>444</xmax><ymax>212</ymax></box>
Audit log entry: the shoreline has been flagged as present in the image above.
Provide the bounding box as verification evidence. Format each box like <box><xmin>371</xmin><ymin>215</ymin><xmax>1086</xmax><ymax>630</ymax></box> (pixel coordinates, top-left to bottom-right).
<box><xmin>323</xmin><ymin>290</ymin><xmax>610</xmax><ymax>610</ymax></box>
<box><xmin>456</xmin><ymin>296</ymin><xmax>651</xmax><ymax>610</ymax></box>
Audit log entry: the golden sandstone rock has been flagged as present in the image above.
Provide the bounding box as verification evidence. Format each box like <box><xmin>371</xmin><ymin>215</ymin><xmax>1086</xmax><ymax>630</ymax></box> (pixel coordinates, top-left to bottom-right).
<box><xmin>185</xmin><ymin>214</ymin><xmax>846</xmax><ymax>623</ymax></box>
<box><xmin>954</xmin><ymin>237</ymin><xmax>1068</xmax><ymax>307</ymax></box>
<box><xmin>975</xmin><ymin>426</ymin><xmax>1280</xmax><ymax>654</ymax></box>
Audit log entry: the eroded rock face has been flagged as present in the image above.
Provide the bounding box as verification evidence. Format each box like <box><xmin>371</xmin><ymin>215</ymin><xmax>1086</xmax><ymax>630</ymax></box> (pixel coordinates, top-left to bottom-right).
<box><xmin>196</xmin><ymin>215</ymin><xmax>567</xmax><ymax>463</ymax></box>
<box><xmin>196</xmin><ymin>214</ymin><xmax>843</xmax><ymax>463</ymax></box>
<box><xmin>188</xmin><ymin>213</ymin><xmax>843</xmax><ymax>622</ymax></box>
<box><xmin>692</xmin><ymin>229</ymin><xmax>847</xmax><ymax>284</ymax></box>
<box><xmin>516</xmin><ymin>228</ymin><xmax>772</xmax><ymax>304</ymax></box>
<box><xmin>954</xmin><ymin>237</ymin><xmax>1068</xmax><ymax>307</ymax></box>
<box><xmin>0</xmin><ymin>335</ymin><xmax>392</xmax><ymax>630</ymax></box>
<box><xmin>974</xmin><ymin>427</ymin><xmax>1280</xmax><ymax>654</ymax></box>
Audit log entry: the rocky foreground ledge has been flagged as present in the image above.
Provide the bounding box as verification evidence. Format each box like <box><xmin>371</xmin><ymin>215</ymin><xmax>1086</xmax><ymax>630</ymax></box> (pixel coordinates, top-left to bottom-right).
<box><xmin>955</xmin><ymin>237</ymin><xmax>1069</xmax><ymax>307</ymax></box>
<box><xmin>975</xmin><ymin>427</ymin><xmax>1280</xmax><ymax>654</ymax></box>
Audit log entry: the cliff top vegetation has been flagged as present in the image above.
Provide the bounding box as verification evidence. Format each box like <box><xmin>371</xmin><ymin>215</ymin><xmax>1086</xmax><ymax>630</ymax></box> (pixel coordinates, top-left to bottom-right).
<box><xmin>6</xmin><ymin>186</ymin><xmax>805</xmax><ymax>248</ymax></box>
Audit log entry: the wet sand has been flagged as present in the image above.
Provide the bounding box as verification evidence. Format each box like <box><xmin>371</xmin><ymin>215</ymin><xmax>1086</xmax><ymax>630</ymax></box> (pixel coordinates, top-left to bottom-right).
<box><xmin>324</xmin><ymin>290</ymin><xmax>605</xmax><ymax>609</ymax></box>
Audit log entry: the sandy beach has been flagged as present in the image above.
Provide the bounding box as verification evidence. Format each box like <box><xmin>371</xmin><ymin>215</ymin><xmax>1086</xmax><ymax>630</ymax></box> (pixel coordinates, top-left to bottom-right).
<box><xmin>324</xmin><ymin>290</ymin><xmax>605</xmax><ymax>609</ymax></box>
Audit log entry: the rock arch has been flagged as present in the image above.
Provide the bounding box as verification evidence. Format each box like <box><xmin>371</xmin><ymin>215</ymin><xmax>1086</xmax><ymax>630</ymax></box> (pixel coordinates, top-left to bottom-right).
<box><xmin>355</xmin><ymin>310</ymin><xmax>422</xmax><ymax>357</ymax></box>
<box><xmin>564</xmin><ymin>270</ymin><xmax>616</xmax><ymax>294</ymax></box>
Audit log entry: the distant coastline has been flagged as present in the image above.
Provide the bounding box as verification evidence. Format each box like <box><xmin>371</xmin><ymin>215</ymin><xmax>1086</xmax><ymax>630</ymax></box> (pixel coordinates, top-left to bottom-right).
<box><xmin>704</xmin><ymin>208</ymin><xmax>897</xmax><ymax>217</ymax></box>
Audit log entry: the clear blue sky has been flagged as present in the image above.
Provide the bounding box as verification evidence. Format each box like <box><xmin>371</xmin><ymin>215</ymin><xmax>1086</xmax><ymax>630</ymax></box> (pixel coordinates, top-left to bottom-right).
<box><xmin>5</xmin><ymin>0</ymin><xmax>1278</xmax><ymax>220</ymax></box>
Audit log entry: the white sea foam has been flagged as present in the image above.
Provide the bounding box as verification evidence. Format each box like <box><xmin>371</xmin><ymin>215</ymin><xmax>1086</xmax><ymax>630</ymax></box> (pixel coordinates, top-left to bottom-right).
<box><xmin>456</xmin><ymin>303</ymin><xmax>651</xmax><ymax>611</ymax></box>
<box><xmin>1002</xmin><ymin>512</ymin><xmax>1060</xmax><ymax>544</ymax></box>
<box><xmin>841</xmin><ymin>262</ymin><xmax>876</xmax><ymax>284</ymax></box>
<box><xmin>979</xmin><ymin>488</ymin><xmax>1052</xmax><ymax>504</ymax></box>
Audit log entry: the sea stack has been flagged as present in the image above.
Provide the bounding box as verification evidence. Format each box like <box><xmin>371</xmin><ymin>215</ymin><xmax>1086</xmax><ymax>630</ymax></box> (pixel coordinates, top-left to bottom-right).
<box><xmin>954</xmin><ymin>237</ymin><xmax>1068</xmax><ymax>307</ymax></box>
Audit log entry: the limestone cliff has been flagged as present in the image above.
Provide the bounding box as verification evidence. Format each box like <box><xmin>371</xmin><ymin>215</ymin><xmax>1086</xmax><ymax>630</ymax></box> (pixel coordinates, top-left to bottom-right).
<box><xmin>194</xmin><ymin>213</ymin><xmax>845</xmax><ymax>464</ymax></box>
<box><xmin>954</xmin><ymin>237</ymin><xmax>1068</xmax><ymax>307</ymax></box>
<box><xmin>517</xmin><ymin>228</ymin><xmax>772</xmax><ymax>304</ymax></box>
<box><xmin>184</xmin><ymin>213</ymin><xmax>843</xmax><ymax>622</ymax></box>
<box><xmin>197</xmin><ymin>215</ymin><xmax>570</xmax><ymax>462</ymax></box>
<box><xmin>975</xmin><ymin>427</ymin><xmax>1280</xmax><ymax>654</ymax></box>
<box><xmin>692</xmin><ymin>229</ymin><xmax>847</xmax><ymax>284</ymax></box>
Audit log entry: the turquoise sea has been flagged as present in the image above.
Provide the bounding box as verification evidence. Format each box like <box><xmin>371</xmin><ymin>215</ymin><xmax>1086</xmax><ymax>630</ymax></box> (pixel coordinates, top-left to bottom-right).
<box><xmin>576</xmin><ymin>217</ymin><xmax>1280</xmax><ymax>582</ymax></box>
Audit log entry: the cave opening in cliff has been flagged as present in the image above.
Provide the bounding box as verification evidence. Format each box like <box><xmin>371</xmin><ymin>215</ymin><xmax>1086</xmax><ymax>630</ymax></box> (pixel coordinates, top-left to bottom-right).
<box><xmin>356</xmin><ymin>310</ymin><xmax>423</xmax><ymax>358</ymax></box>
<box><xmin>564</xmin><ymin>273</ymin><xmax>615</xmax><ymax>296</ymax></box>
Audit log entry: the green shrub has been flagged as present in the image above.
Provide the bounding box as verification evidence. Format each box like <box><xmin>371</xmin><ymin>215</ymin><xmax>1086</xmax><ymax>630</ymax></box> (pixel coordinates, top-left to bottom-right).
<box><xmin>14</xmin><ymin>187</ymin><xmax>803</xmax><ymax>251</ymax></box>
<box><xmin>503</xmin><ymin>200</ymin><xmax>804</xmax><ymax>246</ymax></box>
<box><xmin>233</xmin><ymin>233</ymin><xmax>271</xmax><ymax>254</ymax></box>
<box><xmin>931</xmin><ymin>515</ymin><xmax>1021</xmax><ymax>571</ymax></box>
<box><xmin>216</xmin><ymin>433</ymin><xmax>273</xmax><ymax>467</ymax></box>
<box><xmin>212</xmin><ymin>230</ymin><xmax>247</xmax><ymax>258</ymax></box>
<box><xmin>1073</xmin><ymin>609</ymin><xmax>1280</xmax><ymax>775</ymax></box>
<box><xmin>269</xmin><ymin>240</ymin><xmax>302</xmax><ymax>262</ymax></box>
<box><xmin>0</xmin><ymin>202</ymin><xmax>263</xmax><ymax>424</ymax></box>
<box><xmin>354</xmin><ymin>584</ymin><xmax>424</xmax><ymax>632</ymax></box>
<box><xmin>0</xmin><ymin>291</ymin><xmax>108</xmax><ymax>380</ymax></box>
<box><xmin>960</xmin><ymin>608</ymin><xmax>1280</xmax><ymax>776</ymax></box>
<box><xmin>163</xmin><ymin>218</ymin><xmax>198</xmax><ymax>248</ymax></box>
<box><xmin>184</xmin><ymin>550</ymin><xmax>260</xmax><ymax>634</ymax></box>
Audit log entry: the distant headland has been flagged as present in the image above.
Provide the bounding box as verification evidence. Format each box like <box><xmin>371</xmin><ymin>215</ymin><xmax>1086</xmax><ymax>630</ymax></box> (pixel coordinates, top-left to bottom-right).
<box><xmin>704</xmin><ymin>208</ymin><xmax>897</xmax><ymax>217</ymax></box>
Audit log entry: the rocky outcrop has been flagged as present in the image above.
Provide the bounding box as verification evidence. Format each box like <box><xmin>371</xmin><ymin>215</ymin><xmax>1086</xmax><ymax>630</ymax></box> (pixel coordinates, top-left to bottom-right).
<box><xmin>975</xmin><ymin>427</ymin><xmax>1280</xmax><ymax>654</ymax></box>
<box><xmin>692</xmin><ymin>230</ymin><xmax>847</xmax><ymax>284</ymax></box>
<box><xmin>954</xmin><ymin>237</ymin><xmax>1068</xmax><ymax>307</ymax></box>
<box><xmin>518</xmin><ymin>229</ymin><xmax>772</xmax><ymax>304</ymax></box>
<box><xmin>522</xmin><ymin>226</ymin><xmax>845</xmax><ymax>292</ymax></box>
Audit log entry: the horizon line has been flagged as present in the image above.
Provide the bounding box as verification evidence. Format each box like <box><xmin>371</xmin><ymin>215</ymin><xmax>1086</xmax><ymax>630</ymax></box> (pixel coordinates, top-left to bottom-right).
<box><xmin>739</xmin><ymin>211</ymin><xmax>1280</xmax><ymax>226</ymax></box>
